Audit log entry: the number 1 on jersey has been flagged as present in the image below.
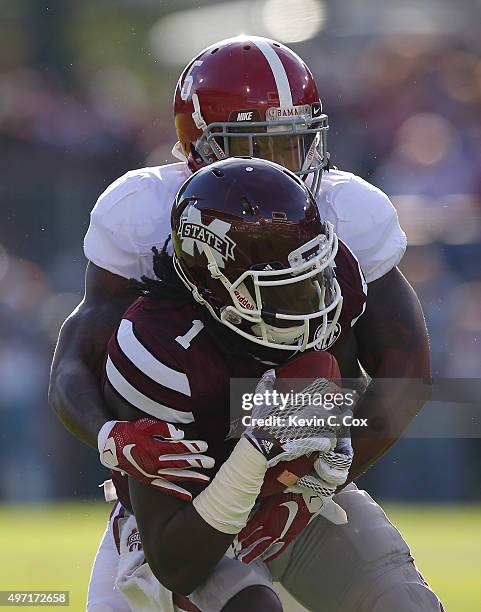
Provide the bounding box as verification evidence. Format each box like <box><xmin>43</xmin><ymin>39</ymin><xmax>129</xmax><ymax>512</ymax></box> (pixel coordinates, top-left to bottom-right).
<box><xmin>175</xmin><ymin>319</ymin><xmax>205</xmax><ymax>349</ymax></box>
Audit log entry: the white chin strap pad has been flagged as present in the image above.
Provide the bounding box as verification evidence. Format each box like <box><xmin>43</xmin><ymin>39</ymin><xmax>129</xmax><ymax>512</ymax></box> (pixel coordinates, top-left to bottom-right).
<box><xmin>251</xmin><ymin>322</ymin><xmax>305</xmax><ymax>345</ymax></box>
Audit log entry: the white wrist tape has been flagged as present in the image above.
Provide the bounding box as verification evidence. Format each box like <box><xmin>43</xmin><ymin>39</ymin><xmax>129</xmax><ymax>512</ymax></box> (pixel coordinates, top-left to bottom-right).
<box><xmin>192</xmin><ymin>437</ymin><xmax>267</xmax><ymax>534</ymax></box>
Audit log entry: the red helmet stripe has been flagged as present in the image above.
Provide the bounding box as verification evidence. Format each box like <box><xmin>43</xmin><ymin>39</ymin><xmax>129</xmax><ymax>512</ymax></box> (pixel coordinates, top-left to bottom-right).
<box><xmin>251</xmin><ymin>37</ymin><xmax>293</xmax><ymax>107</ymax></box>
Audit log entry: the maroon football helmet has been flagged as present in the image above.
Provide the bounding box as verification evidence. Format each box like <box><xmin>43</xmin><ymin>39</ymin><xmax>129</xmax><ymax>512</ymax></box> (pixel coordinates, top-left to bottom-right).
<box><xmin>171</xmin><ymin>157</ymin><xmax>342</xmax><ymax>351</ymax></box>
<box><xmin>173</xmin><ymin>35</ymin><xmax>329</xmax><ymax>198</ymax></box>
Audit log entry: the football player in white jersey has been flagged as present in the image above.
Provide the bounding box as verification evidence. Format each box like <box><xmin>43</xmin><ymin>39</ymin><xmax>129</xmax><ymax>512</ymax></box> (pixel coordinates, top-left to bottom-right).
<box><xmin>49</xmin><ymin>36</ymin><xmax>442</xmax><ymax>610</ymax></box>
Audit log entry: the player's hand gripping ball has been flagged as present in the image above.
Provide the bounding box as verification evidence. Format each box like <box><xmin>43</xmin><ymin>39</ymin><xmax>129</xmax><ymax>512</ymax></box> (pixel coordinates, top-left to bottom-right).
<box><xmin>259</xmin><ymin>351</ymin><xmax>345</xmax><ymax>497</ymax></box>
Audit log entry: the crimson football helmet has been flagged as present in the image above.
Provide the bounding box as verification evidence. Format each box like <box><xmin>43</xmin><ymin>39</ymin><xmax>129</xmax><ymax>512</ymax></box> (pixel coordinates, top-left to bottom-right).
<box><xmin>171</xmin><ymin>157</ymin><xmax>342</xmax><ymax>352</ymax></box>
<box><xmin>173</xmin><ymin>35</ymin><xmax>329</xmax><ymax>198</ymax></box>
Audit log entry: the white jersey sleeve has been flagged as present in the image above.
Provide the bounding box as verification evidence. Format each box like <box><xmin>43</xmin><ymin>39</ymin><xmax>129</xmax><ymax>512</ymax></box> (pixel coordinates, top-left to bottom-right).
<box><xmin>84</xmin><ymin>163</ymin><xmax>190</xmax><ymax>280</ymax></box>
<box><xmin>319</xmin><ymin>170</ymin><xmax>407</xmax><ymax>283</ymax></box>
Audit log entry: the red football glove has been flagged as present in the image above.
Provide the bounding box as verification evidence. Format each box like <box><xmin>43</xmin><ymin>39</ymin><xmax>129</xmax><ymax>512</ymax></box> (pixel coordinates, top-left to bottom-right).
<box><xmin>233</xmin><ymin>492</ymin><xmax>317</xmax><ymax>564</ymax></box>
<box><xmin>97</xmin><ymin>418</ymin><xmax>214</xmax><ymax>501</ymax></box>
<box><xmin>234</xmin><ymin>479</ymin><xmax>348</xmax><ymax>564</ymax></box>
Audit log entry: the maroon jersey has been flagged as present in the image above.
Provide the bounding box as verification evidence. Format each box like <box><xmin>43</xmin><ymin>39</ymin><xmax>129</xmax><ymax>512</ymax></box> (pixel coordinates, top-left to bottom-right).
<box><xmin>104</xmin><ymin>240</ymin><xmax>366</xmax><ymax>510</ymax></box>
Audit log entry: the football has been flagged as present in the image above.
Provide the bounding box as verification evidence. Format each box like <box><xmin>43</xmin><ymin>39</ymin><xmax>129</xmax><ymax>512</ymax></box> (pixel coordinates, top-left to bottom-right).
<box><xmin>259</xmin><ymin>351</ymin><xmax>341</xmax><ymax>497</ymax></box>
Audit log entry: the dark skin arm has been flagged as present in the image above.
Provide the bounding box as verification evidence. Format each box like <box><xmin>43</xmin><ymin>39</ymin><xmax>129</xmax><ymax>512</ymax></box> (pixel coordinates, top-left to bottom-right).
<box><xmin>346</xmin><ymin>266</ymin><xmax>431</xmax><ymax>484</ymax></box>
<box><xmin>52</xmin><ymin>262</ymin><xmax>234</xmax><ymax>595</ymax></box>
<box><xmin>129</xmin><ymin>473</ymin><xmax>237</xmax><ymax>595</ymax></box>
<box><xmin>48</xmin><ymin>262</ymin><xmax>139</xmax><ymax>448</ymax></box>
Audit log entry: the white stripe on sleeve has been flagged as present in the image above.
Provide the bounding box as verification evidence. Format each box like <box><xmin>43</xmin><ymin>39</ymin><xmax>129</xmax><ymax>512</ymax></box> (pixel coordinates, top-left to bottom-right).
<box><xmin>117</xmin><ymin>319</ymin><xmax>191</xmax><ymax>396</ymax></box>
<box><xmin>106</xmin><ymin>356</ymin><xmax>194</xmax><ymax>424</ymax></box>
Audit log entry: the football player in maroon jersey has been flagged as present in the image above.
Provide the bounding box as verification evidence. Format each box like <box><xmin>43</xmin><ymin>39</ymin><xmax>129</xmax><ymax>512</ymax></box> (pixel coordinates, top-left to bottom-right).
<box><xmin>100</xmin><ymin>158</ymin><xmax>361</xmax><ymax>609</ymax></box>
<box><xmin>50</xmin><ymin>34</ymin><xmax>427</xmax><ymax>503</ymax></box>
<box><xmin>95</xmin><ymin>159</ymin><xmax>441</xmax><ymax>611</ymax></box>
<box><xmin>48</xmin><ymin>36</ymin><xmax>441</xmax><ymax>611</ymax></box>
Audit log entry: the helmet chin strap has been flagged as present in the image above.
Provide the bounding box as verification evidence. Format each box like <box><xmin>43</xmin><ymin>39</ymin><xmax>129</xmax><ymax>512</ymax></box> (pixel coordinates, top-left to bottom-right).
<box><xmin>191</xmin><ymin>93</ymin><xmax>208</xmax><ymax>131</ymax></box>
<box><xmin>172</xmin><ymin>141</ymin><xmax>188</xmax><ymax>162</ymax></box>
<box><xmin>251</xmin><ymin>320</ymin><xmax>309</xmax><ymax>349</ymax></box>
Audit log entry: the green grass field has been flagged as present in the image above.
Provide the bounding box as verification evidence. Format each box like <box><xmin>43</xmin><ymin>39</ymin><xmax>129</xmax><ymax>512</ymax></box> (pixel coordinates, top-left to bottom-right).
<box><xmin>1</xmin><ymin>502</ymin><xmax>480</xmax><ymax>611</ymax></box>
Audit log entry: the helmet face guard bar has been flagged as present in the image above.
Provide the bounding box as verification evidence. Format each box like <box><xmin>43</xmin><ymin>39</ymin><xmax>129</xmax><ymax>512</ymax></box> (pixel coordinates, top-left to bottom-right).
<box><xmin>192</xmin><ymin>113</ymin><xmax>329</xmax><ymax>199</ymax></box>
<box><xmin>174</xmin><ymin>222</ymin><xmax>343</xmax><ymax>352</ymax></box>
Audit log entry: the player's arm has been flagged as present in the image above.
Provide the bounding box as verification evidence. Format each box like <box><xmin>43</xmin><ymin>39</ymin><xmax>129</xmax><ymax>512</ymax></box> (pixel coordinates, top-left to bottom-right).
<box><xmin>48</xmin><ymin>262</ymin><xmax>139</xmax><ymax>447</ymax></box>
<box><xmin>347</xmin><ymin>266</ymin><xmax>431</xmax><ymax>483</ymax></box>
<box><xmin>130</xmin><ymin>370</ymin><xmax>337</xmax><ymax>595</ymax></box>
<box><xmin>129</xmin><ymin>435</ymin><xmax>267</xmax><ymax>595</ymax></box>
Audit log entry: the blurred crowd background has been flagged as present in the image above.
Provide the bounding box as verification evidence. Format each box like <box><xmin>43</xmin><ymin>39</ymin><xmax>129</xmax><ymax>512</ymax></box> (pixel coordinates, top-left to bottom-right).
<box><xmin>1</xmin><ymin>0</ymin><xmax>480</xmax><ymax>503</ymax></box>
